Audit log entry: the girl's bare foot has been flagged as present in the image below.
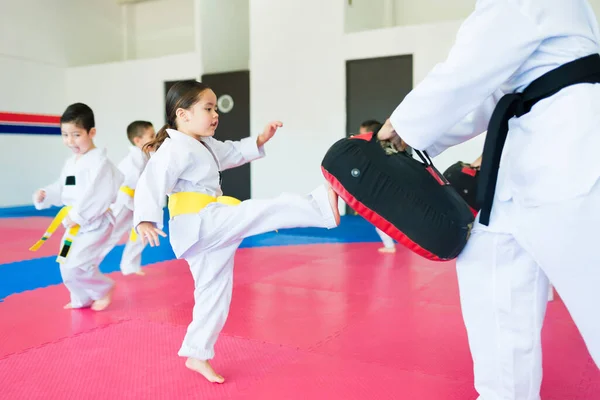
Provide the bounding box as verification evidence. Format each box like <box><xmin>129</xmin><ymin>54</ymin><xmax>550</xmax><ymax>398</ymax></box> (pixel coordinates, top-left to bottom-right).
<box><xmin>91</xmin><ymin>286</ymin><xmax>114</xmax><ymax>311</ymax></box>
<box><xmin>64</xmin><ymin>303</ymin><xmax>74</xmax><ymax>309</ymax></box>
<box><xmin>134</xmin><ymin>270</ymin><xmax>146</xmax><ymax>276</ymax></box>
<box><xmin>185</xmin><ymin>358</ymin><xmax>225</xmax><ymax>383</ymax></box>
<box><xmin>327</xmin><ymin>186</ymin><xmax>341</xmax><ymax>226</ymax></box>
<box><xmin>378</xmin><ymin>247</ymin><xmax>396</xmax><ymax>254</ymax></box>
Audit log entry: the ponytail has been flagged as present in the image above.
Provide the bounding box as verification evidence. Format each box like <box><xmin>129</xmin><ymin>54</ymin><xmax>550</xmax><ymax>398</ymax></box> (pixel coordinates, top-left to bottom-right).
<box><xmin>143</xmin><ymin>123</ymin><xmax>170</xmax><ymax>155</ymax></box>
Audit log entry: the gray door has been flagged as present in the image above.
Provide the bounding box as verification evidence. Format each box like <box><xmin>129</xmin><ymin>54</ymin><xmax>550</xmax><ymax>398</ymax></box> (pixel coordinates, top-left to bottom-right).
<box><xmin>202</xmin><ymin>70</ymin><xmax>251</xmax><ymax>201</ymax></box>
<box><xmin>345</xmin><ymin>55</ymin><xmax>413</xmax><ymax>214</ymax></box>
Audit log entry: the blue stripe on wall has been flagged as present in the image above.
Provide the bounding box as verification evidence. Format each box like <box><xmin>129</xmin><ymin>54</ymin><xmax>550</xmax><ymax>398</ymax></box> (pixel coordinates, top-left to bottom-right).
<box><xmin>0</xmin><ymin>124</ymin><xmax>61</xmax><ymax>135</ymax></box>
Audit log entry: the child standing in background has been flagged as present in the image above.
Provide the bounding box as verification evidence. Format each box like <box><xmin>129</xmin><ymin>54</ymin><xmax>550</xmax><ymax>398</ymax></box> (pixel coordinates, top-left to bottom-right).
<box><xmin>97</xmin><ymin>121</ymin><xmax>156</xmax><ymax>276</ymax></box>
<box><xmin>31</xmin><ymin>103</ymin><xmax>123</xmax><ymax>311</ymax></box>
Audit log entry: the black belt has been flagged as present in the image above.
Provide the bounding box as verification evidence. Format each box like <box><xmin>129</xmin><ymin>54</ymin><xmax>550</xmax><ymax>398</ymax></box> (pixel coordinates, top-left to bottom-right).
<box><xmin>476</xmin><ymin>53</ymin><xmax>600</xmax><ymax>226</ymax></box>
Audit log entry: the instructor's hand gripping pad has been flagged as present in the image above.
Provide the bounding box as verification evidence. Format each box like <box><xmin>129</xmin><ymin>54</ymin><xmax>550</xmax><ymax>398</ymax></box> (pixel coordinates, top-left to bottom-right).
<box><xmin>321</xmin><ymin>131</ymin><xmax>475</xmax><ymax>261</ymax></box>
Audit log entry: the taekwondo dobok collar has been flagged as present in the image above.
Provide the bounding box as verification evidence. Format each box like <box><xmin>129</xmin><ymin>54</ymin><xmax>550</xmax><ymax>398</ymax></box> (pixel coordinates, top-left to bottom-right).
<box><xmin>477</xmin><ymin>54</ymin><xmax>600</xmax><ymax>226</ymax></box>
<box><xmin>166</xmin><ymin>128</ymin><xmax>210</xmax><ymax>148</ymax></box>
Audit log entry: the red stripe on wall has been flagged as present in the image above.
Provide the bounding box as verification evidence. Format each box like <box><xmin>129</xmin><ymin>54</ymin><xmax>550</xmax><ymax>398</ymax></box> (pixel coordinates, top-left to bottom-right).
<box><xmin>0</xmin><ymin>112</ymin><xmax>60</xmax><ymax>125</ymax></box>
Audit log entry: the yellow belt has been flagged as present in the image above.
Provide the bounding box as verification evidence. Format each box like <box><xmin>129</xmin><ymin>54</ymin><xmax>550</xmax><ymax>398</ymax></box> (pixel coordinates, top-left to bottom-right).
<box><xmin>120</xmin><ymin>185</ymin><xmax>135</xmax><ymax>197</ymax></box>
<box><xmin>119</xmin><ymin>186</ymin><xmax>140</xmax><ymax>242</ymax></box>
<box><xmin>168</xmin><ymin>192</ymin><xmax>241</xmax><ymax>218</ymax></box>
<box><xmin>29</xmin><ymin>206</ymin><xmax>80</xmax><ymax>263</ymax></box>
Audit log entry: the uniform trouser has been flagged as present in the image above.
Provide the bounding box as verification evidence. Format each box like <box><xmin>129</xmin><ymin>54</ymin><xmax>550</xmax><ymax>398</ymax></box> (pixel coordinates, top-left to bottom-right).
<box><xmin>457</xmin><ymin>180</ymin><xmax>600</xmax><ymax>400</ymax></box>
<box><xmin>375</xmin><ymin>227</ymin><xmax>395</xmax><ymax>248</ymax></box>
<box><xmin>99</xmin><ymin>207</ymin><xmax>145</xmax><ymax>275</ymax></box>
<box><xmin>59</xmin><ymin>219</ymin><xmax>115</xmax><ymax>308</ymax></box>
<box><xmin>177</xmin><ymin>185</ymin><xmax>338</xmax><ymax>360</ymax></box>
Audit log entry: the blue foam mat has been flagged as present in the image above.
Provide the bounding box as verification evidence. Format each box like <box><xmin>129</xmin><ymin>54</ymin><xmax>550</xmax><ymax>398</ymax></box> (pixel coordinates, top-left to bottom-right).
<box><xmin>0</xmin><ymin>207</ymin><xmax>382</xmax><ymax>300</ymax></box>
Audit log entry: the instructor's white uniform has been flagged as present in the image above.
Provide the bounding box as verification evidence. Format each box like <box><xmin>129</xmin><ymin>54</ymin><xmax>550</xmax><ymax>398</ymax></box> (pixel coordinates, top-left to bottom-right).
<box><xmin>133</xmin><ymin>129</ymin><xmax>338</xmax><ymax>360</ymax></box>
<box><xmin>389</xmin><ymin>1</ymin><xmax>600</xmax><ymax>399</ymax></box>
<box><xmin>99</xmin><ymin>146</ymin><xmax>148</xmax><ymax>275</ymax></box>
<box><xmin>34</xmin><ymin>148</ymin><xmax>123</xmax><ymax>308</ymax></box>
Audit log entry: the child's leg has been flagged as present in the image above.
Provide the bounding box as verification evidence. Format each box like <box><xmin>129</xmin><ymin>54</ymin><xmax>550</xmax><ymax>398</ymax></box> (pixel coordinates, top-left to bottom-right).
<box><xmin>375</xmin><ymin>227</ymin><xmax>396</xmax><ymax>253</ymax></box>
<box><xmin>116</xmin><ymin>209</ymin><xmax>146</xmax><ymax>275</ymax></box>
<box><xmin>59</xmin><ymin>220</ymin><xmax>115</xmax><ymax>310</ymax></box>
<box><xmin>97</xmin><ymin>208</ymin><xmax>131</xmax><ymax>264</ymax></box>
<box><xmin>120</xmin><ymin>237</ymin><xmax>145</xmax><ymax>275</ymax></box>
<box><xmin>178</xmin><ymin>242</ymin><xmax>239</xmax><ymax>383</ymax></box>
<box><xmin>174</xmin><ymin>185</ymin><xmax>337</xmax><ymax>382</ymax></box>
<box><xmin>197</xmin><ymin>184</ymin><xmax>338</xmax><ymax>250</ymax></box>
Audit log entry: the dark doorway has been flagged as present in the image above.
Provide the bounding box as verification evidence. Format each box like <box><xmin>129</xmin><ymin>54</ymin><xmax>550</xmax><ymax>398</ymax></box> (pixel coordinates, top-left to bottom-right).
<box><xmin>202</xmin><ymin>70</ymin><xmax>251</xmax><ymax>200</ymax></box>
<box><xmin>345</xmin><ymin>55</ymin><xmax>413</xmax><ymax>214</ymax></box>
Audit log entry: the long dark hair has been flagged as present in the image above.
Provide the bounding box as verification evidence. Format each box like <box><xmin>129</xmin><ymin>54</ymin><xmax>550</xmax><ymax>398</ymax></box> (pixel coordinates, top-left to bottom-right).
<box><xmin>143</xmin><ymin>80</ymin><xmax>211</xmax><ymax>154</ymax></box>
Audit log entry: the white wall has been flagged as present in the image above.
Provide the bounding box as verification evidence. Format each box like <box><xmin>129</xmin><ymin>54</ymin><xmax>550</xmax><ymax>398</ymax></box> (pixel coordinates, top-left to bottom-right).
<box><xmin>200</xmin><ymin>0</ymin><xmax>250</xmax><ymax>74</ymax></box>
<box><xmin>0</xmin><ymin>57</ymin><xmax>68</xmax><ymax>207</ymax></box>
<box><xmin>345</xmin><ymin>0</ymin><xmax>388</xmax><ymax>33</ymax></box>
<box><xmin>66</xmin><ymin>53</ymin><xmax>202</xmax><ymax>165</ymax></box>
<box><xmin>344</xmin><ymin>0</ymin><xmax>473</xmax><ymax>33</ymax></box>
<box><xmin>61</xmin><ymin>0</ymin><xmax>124</xmax><ymax>66</ymax></box>
<box><xmin>10</xmin><ymin>0</ymin><xmax>598</xmax><ymax>207</ymax></box>
<box><xmin>0</xmin><ymin>0</ymin><xmax>68</xmax><ymax>207</ymax></box>
<box><xmin>395</xmin><ymin>0</ymin><xmax>474</xmax><ymax>26</ymax></box>
<box><xmin>249</xmin><ymin>0</ymin><xmax>345</xmax><ymax>202</ymax></box>
<box><xmin>62</xmin><ymin>0</ymin><xmax>197</xmax><ymax>66</ymax></box>
<box><xmin>130</xmin><ymin>0</ymin><xmax>195</xmax><ymax>60</ymax></box>
<box><xmin>249</xmin><ymin>2</ymin><xmax>484</xmax><ymax>209</ymax></box>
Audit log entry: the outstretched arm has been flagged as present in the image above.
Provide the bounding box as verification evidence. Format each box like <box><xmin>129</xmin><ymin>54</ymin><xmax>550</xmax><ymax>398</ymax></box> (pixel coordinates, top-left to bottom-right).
<box><xmin>33</xmin><ymin>161</ymin><xmax>68</xmax><ymax>210</ymax></box>
<box><xmin>209</xmin><ymin>121</ymin><xmax>282</xmax><ymax>170</ymax></box>
<box><xmin>386</xmin><ymin>1</ymin><xmax>543</xmax><ymax>153</ymax></box>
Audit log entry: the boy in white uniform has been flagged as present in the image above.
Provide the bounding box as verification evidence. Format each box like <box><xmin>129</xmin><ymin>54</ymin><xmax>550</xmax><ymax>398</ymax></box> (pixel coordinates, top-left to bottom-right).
<box><xmin>32</xmin><ymin>103</ymin><xmax>123</xmax><ymax>311</ymax></box>
<box><xmin>377</xmin><ymin>1</ymin><xmax>600</xmax><ymax>399</ymax></box>
<box><xmin>98</xmin><ymin>121</ymin><xmax>155</xmax><ymax>276</ymax></box>
<box><xmin>134</xmin><ymin>81</ymin><xmax>340</xmax><ymax>384</ymax></box>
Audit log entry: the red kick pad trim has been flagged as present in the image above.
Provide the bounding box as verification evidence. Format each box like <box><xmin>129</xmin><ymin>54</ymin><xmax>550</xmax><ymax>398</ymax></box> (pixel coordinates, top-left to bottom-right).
<box><xmin>349</xmin><ymin>132</ymin><xmax>373</xmax><ymax>141</ymax></box>
<box><xmin>461</xmin><ymin>166</ymin><xmax>477</xmax><ymax>177</ymax></box>
<box><xmin>322</xmin><ymin>167</ymin><xmax>445</xmax><ymax>262</ymax></box>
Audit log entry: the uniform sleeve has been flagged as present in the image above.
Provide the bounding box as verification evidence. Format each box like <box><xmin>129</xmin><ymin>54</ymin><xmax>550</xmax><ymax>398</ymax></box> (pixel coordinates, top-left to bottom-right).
<box><xmin>206</xmin><ymin>136</ymin><xmax>265</xmax><ymax>171</ymax></box>
<box><xmin>133</xmin><ymin>144</ymin><xmax>184</xmax><ymax>231</ymax></box>
<box><xmin>129</xmin><ymin>151</ymin><xmax>148</xmax><ymax>189</ymax></box>
<box><xmin>389</xmin><ymin>0</ymin><xmax>544</xmax><ymax>153</ymax></box>
<box><xmin>424</xmin><ymin>88</ymin><xmax>504</xmax><ymax>157</ymax></box>
<box><xmin>68</xmin><ymin>160</ymin><xmax>123</xmax><ymax>226</ymax></box>
<box><xmin>121</xmin><ymin>149</ymin><xmax>148</xmax><ymax>190</ymax></box>
<box><xmin>33</xmin><ymin>162</ymin><xmax>67</xmax><ymax>210</ymax></box>
<box><xmin>33</xmin><ymin>179</ymin><xmax>63</xmax><ymax>210</ymax></box>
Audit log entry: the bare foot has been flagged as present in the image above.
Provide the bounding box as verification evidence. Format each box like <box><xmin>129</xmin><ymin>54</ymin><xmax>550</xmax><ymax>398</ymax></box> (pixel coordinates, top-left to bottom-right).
<box><xmin>378</xmin><ymin>247</ymin><xmax>396</xmax><ymax>254</ymax></box>
<box><xmin>185</xmin><ymin>358</ymin><xmax>225</xmax><ymax>383</ymax></box>
<box><xmin>133</xmin><ymin>270</ymin><xmax>146</xmax><ymax>276</ymax></box>
<box><xmin>327</xmin><ymin>186</ymin><xmax>341</xmax><ymax>226</ymax></box>
<box><xmin>91</xmin><ymin>285</ymin><xmax>114</xmax><ymax>311</ymax></box>
<box><xmin>64</xmin><ymin>302</ymin><xmax>74</xmax><ymax>309</ymax></box>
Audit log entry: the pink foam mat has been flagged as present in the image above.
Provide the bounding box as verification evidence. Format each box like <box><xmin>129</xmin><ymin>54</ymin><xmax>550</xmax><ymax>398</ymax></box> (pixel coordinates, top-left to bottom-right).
<box><xmin>0</xmin><ymin>217</ymin><xmax>128</xmax><ymax>264</ymax></box>
<box><xmin>0</xmin><ymin>243</ymin><xmax>598</xmax><ymax>399</ymax></box>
